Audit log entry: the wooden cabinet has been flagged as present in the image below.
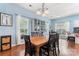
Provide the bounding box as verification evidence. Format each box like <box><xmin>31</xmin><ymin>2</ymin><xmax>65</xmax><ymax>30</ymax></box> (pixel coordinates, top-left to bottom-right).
<box><xmin>2</xmin><ymin>44</ymin><xmax>10</xmax><ymax>51</ymax></box>
<box><xmin>2</xmin><ymin>37</ymin><xmax>10</xmax><ymax>44</ymax></box>
<box><xmin>0</xmin><ymin>35</ymin><xmax>11</xmax><ymax>51</ymax></box>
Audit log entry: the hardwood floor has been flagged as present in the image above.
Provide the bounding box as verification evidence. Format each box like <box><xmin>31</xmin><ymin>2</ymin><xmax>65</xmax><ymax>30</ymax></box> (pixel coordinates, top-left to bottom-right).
<box><xmin>0</xmin><ymin>39</ymin><xmax>79</xmax><ymax>56</ymax></box>
<box><xmin>59</xmin><ymin>39</ymin><xmax>79</xmax><ymax>56</ymax></box>
<box><xmin>0</xmin><ymin>44</ymin><xmax>25</xmax><ymax>56</ymax></box>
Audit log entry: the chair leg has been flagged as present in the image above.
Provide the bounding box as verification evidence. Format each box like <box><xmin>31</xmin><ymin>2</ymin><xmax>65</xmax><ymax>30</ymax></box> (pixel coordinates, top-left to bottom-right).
<box><xmin>52</xmin><ymin>50</ymin><xmax>54</xmax><ymax>55</ymax></box>
<box><xmin>53</xmin><ymin>42</ymin><xmax>57</xmax><ymax>56</ymax></box>
<box><xmin>57</xmin><ymin>43</ymin><xmax>60</xmax><ymax>55</ymax></box>
<box><xmin>25</xmin><ymin>52</ymin><xmax>27</xmax><ymax>56</ymax></box>
<box><xmin>25</xmin><ymin>49</ymin><xmax>27</xmax><ymax>56</ymax></box>
<box><xmin>47</xmin><ymin>49</ymin><xmax>49</xmax><ymax>56</ymax></box>
<box><xmin>55</xmin><ymin>47</ymin><xmax>57</xmax><ymax>56</ymax></box>
<box><xmin>57</xmin><ymin>42</ymin><xmax>60</xmax><ymax>55</ymax></box>
<box><xmin>48</xmin><ymin>51</ymin><xmax>49</xmax><ymax>56</ymax></box>
<box><xmin>53</xmin><ymin>48</ymin><xmax>56</xmax><ymax>56</ymax></box>
<box><xmin>39</xmin><ymin>48</ymin><xmax>42</xmax><ymax>56</ymax></box>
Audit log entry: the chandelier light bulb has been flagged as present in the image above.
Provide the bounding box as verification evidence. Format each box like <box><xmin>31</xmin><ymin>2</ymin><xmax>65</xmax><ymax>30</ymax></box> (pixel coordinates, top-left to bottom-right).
<box><xmin>42</xmin><ymin>13</ymin><xmax>46</xmax><ymax>16</ymax></box>
<box><xmin>36</xmin><ymin>11</ymin><xmax>41</xmax><ymax>15</ymax></box>
<box><xmin>44</xmin><ymin>10</ymin><xmax>49</xmax><ymax>15</ymax></box>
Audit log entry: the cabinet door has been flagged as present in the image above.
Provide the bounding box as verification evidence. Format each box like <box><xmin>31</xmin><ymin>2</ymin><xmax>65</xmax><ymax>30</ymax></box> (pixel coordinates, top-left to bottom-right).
<box><xmin>2</xmin><ymin>37</ymin><xmax>10</xmax><ymax>44</ymax></box>
<box><xmin>2</xmin><ymin>44</ymin><xmax>10</xmax><ymax>51</ymax></box>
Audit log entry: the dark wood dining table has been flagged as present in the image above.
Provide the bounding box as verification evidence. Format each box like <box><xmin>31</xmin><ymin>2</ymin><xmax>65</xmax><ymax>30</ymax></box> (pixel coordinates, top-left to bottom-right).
<box><xmin>30</xmin><ymin>36</ymin><xmax>48</xmax><ymax>56</ymax></box>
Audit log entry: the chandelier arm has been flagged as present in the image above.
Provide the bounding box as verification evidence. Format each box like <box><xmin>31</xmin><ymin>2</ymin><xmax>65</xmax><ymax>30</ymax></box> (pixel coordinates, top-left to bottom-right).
<box><xmin>42</xmin><ymin>3</ymin><xmax>45</xmax><ymax>14</ymax></box>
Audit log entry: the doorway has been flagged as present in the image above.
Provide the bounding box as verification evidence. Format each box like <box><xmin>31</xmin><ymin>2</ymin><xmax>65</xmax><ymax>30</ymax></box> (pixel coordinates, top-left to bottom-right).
<box><xmin>16</xmin><ymin>15</ymin><xmax>29</xmax><ymax>45</ymax></box>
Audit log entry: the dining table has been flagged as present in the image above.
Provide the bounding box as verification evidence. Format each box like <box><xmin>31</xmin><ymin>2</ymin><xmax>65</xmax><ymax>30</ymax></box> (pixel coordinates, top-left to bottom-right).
<box><xmin>30</xmin><ymin>36</ymin><xmax>48</xmax><ymax>56</ymax></box>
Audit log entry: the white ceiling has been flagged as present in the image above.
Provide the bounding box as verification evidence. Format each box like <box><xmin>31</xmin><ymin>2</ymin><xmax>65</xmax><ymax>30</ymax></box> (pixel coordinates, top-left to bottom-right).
<box><xmin>17</xmin><ymin>3</ymin><xmax>79</xmax><ymax>19</ymax></box>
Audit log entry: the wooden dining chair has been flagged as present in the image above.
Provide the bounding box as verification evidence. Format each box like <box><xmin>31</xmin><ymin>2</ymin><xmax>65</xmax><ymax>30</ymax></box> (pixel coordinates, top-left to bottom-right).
<box><xmin>23</xmin><ymin>35</ymin><xmax>35</xmax><ymax>56</ymax></box>
<box><xmin>50</xmin><ymin>32</ymin><xmax>60</xmax><ymax>55</ymax></box>
<box><xmin>39</xmin><ymin>35</ymin><xmax>54</xmax><ymax>56</ymax></box>
<box><xmin>49</xmin><ymin>34</ymin><xmax>57</xmax><ymax>56</ymax></box>
<box><xmin>40</xmin><ymin>32</ymin><xmax>59</xmax><ymax>56</ymax></box>
<box><xmin>39</xmin><ymin>41</ymin><xmax>50</xmax><ymax>56</ymax></box>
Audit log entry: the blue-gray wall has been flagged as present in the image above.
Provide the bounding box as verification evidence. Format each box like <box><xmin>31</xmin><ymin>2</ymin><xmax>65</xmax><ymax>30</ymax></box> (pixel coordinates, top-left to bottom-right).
<box><xmin>0</xmin><ymin>3</ymin><xmax>49</xmax><ymax>46</ymax></box>
<box><xmin>50</xmin><ymin>14</ymin><xmax>79</xmax><ymax>33</ymax></box>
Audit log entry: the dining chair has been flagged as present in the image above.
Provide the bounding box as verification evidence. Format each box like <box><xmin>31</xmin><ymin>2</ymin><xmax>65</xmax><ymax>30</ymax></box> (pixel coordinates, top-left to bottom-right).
<box><xmin>23</xmin><ymin>35</ymin><xmax>35</xmax><ymax>56</ymax></box>
<box><xmin>39</xmin><ymin>41</ymin><xmax>50</xmax><ymax>56</ymax></box>
<box><xmin>50</xmin><ymin>32</ymin><xmax>60</xmax><ymax>55</ymax></box>
<box><xmin>40</xmin><ymin>34</ymin><xmax>57</xmax><ymax>56</ymax></box>
<box><xmin>49</xmin><ymin>34</ymin><xmax>57</xmax><ymax>56</ymax></box>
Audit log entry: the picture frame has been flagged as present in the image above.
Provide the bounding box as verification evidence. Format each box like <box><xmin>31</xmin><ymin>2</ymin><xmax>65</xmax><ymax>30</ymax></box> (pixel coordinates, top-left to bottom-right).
<box><xmin>0</xmin><ymin>13</ymin><xmax>13</xmax><ymax>26</ymax></box>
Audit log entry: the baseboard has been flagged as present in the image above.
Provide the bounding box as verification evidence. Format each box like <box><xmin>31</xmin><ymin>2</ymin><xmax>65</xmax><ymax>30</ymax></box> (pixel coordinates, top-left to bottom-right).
<box><xmin>12</xmin><ymin>44</ymin><xmax>16</xmax><ymax>47</ymax></box>
<box><xmin>11</xmin><ymin>43</ymin><xmax>24</xmax><ymax>47</ymax></box>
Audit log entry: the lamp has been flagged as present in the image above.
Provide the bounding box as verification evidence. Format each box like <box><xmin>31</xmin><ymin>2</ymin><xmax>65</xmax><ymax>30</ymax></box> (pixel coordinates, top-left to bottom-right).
<box><xmin>36</xmin><ymin>3</ymin><xmax>49</xmax><ymax>16</ymax></box>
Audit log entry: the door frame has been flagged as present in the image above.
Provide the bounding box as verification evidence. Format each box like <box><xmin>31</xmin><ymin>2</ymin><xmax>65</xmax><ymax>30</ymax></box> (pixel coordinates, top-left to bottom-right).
<box><xmin>16</xmin><ymin>14</ymin><xmax>30</xmax><ymax>45</ymax></box>
<box><xmin>16</xmin><ymin>15</ymin><xmax>23</xmax><ymax>45</ymax></box>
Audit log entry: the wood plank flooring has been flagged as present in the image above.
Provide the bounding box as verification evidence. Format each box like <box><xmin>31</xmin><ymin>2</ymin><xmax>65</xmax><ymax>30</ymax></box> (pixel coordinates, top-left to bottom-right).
<box><xmin>0</xmin><ymin>44</ymin><xmax>25</xmax><ymax>56</ymax></box>
<box><xmin>0</xmin><ymin>39</ymin><xmax>79</xmax><ymax>56</ymax></box>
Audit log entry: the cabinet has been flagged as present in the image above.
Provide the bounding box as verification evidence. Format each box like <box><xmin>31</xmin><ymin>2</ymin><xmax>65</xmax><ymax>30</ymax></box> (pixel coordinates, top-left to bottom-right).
<box><xmin>0</xmin><ymin>35</ymin><xmax>11</xmax><ymax>51</ymax></box>
<box><xmin>55</xmin><ymin>21</ymin><xmax>69</xmax><ymax>39</ymax></box>
<box><xmin>31</xmin><ymin>19</ymin><xmax>46</xmax><ymax>36</ymax></box>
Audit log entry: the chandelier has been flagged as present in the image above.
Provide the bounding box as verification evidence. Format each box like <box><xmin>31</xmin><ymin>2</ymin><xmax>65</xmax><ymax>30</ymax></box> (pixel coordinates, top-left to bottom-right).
<box><xmin>36</xmin><ymin>3</ymin><xmax>49</xmax><ymax>16</ymax></box>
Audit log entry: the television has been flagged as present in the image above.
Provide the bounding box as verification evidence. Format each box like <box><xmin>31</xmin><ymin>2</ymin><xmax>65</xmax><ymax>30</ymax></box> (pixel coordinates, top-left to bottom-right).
<box><xmin>74</xmin><ymin>27</ymin><xmax>79</xmax><ymax>33</ymax></box>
